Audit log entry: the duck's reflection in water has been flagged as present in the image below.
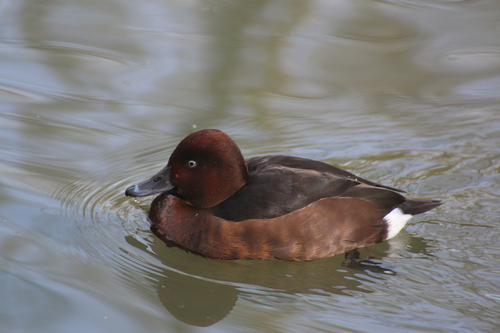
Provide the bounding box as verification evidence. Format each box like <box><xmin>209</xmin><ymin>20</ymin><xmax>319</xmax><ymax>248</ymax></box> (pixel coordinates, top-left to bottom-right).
<box><xmin>125</xmin><ymin>232</ymin><xmax>435</xmax><ymax>327</ymax></box>
<box><xmin>156</xmin><ymin>266</ymin><xmax>238</xmax><ymax>327</ymax></box>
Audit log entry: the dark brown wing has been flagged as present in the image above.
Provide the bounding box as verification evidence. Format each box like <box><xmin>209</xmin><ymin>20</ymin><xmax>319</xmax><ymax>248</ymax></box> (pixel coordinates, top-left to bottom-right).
<box><xmin>213</xmin><ymin>155</ymin><xmax>407</xmax><ymax>221</ymax></box>
<box><xmin>250</xmin><ymin>155</ymin><xmax>404</xmax><ymax>193</ymax></box>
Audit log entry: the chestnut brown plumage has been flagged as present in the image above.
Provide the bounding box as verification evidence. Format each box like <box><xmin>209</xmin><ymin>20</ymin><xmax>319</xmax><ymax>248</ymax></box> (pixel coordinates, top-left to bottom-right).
<box><xmin>150</xmin><ymin>194</ymin><xmax>388</xmax><ymax>261</ymax></box>
<box><xmin>126</xmin><ymin>129</ymin><xmax>442</xmax><ymax>261</ymax></box>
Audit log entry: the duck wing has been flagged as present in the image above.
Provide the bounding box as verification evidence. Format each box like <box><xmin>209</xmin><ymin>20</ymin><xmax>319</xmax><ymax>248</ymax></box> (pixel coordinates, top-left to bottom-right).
<box><xmin>213</xmin><ymin>155</ymin><xmax>407</xmax><ymax>221</ymax></box>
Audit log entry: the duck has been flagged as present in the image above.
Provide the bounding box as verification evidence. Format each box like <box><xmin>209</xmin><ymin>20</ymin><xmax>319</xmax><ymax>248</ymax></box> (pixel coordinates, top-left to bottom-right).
<box><xmin>125</xmin><ymin>129</ymin><xmax>442</xmax><ymax>261</ymax></box>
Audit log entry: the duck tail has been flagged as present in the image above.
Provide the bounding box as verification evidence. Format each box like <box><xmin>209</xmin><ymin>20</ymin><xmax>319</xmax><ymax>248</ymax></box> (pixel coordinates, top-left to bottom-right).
<box><xmin>400</xmin><ymin>199</ymin><xmax>443</xmax><ymax>215</ymax></box>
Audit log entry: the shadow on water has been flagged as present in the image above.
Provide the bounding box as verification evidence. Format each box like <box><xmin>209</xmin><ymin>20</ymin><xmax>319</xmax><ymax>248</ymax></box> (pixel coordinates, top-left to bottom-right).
<box><xmin>125</xmin><ymin>227</ymin><xmax>432</xmax><ymax>327</ymax></box>
<box><xmin>49</xmin><ymin>130</ymin><xmax>439</xmax><ymax>328</ymax></box>
<box><xmin>2</xmin><ymin>0</ymin><xmax>500</xmax><ymax>330</ymax></box>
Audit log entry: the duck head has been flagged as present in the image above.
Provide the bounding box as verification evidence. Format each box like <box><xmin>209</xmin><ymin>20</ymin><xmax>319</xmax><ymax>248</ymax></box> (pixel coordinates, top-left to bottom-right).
<box><xmin>125</xmin><ymin>129</ymin><xmax>248</xmax><ymax>208</ymax></box>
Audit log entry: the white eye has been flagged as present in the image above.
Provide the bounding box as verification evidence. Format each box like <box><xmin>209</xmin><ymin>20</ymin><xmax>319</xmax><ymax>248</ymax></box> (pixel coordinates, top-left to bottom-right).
<box><xmin>186</xmin><ymin>160</ymin><xmax>197</xmax><ymax>169</ymax></box>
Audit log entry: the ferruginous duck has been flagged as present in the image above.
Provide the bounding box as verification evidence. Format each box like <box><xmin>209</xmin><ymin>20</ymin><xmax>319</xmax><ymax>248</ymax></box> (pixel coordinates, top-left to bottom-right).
<box><xmin>125</xmin><ymin>129</ymin><xmax>441</xmax><ymax>261</ymax></box>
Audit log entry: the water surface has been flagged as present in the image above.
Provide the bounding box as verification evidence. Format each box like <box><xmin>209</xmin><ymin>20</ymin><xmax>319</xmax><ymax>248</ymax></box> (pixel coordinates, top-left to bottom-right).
<box><xmin>1</xmin><ymin>0</ymin><xmax>500</xmax><ymax>332</ymax></box>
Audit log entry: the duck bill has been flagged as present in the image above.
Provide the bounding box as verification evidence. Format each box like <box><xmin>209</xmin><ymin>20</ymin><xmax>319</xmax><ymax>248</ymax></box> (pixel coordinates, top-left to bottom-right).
<box><xmin>125</xmin><ymin>166</ymin><xmax>175</xmax><ymax>197</ymax></box>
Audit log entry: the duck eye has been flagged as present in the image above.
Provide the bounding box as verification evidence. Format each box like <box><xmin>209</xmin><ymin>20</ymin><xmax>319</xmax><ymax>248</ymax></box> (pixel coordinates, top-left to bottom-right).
<box><xmin>186</xmin><ymin>160</ymin><xmax>197</xmax><ymax>169</ymax></box>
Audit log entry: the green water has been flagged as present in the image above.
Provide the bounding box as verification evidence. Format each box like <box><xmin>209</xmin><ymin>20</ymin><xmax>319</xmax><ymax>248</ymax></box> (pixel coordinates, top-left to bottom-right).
<box><xmin>1</xmin><ymin>0</ymin><xmax>500</xmax><ymax>332</ymax></box>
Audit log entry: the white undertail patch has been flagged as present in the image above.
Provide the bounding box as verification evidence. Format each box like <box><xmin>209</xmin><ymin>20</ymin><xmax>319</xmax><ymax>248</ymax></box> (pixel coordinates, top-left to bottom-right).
<box><xmin>384</xmin><ymin>208</ymin><xmax>412</xmax><ymax>240</ymax></box>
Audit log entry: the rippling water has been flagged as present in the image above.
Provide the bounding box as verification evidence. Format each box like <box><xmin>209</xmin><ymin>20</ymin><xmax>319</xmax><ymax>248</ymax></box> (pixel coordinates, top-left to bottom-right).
<box><xmin>1</xmin><ymin>0</ymin><xmax>500</xmax><ymax>332</ymax></box>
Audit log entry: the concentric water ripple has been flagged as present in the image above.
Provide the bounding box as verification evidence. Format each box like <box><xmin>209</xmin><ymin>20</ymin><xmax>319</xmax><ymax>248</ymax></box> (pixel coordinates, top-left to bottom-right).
<box><xmin>53</xmin><ymin>146</ymin><xmax>169</xmax><ymax>293</ymax></box>
<box><xmin>53</xmin><ymin>164</ymin><xmax>401</xmax><ymax>326</ymax></box>
<box><xmin>51</xmin><ymin>136</ymin><xmax>408</xmax><ymax>311</ymax></box>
